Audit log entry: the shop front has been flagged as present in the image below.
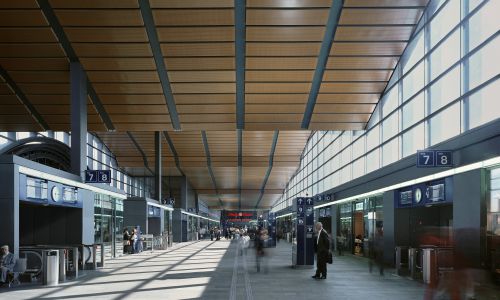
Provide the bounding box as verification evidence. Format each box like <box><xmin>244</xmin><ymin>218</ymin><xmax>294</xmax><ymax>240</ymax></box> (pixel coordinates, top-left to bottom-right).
<box><xmin>94</xmin><ymin>193</ymin><xmax>124</xmax><ymax>259</ymax></box>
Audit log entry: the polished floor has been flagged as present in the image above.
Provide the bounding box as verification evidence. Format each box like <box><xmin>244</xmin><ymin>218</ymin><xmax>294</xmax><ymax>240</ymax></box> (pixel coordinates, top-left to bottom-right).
<box><xmin>1</xmin><ymin>240</ymin><xmax>497</xmax><ymax>300</ymax></box>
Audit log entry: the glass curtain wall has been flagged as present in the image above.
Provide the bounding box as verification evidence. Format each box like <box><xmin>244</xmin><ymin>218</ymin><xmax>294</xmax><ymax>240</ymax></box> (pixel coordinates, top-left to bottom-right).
<box><xmin>273</xmin><ymin>0</ymin><xmax>500</xmax><ymax>213</ymax></box>
<box><xmin>94</xmin><ymin>193</ymin><xmax>124</xmax><ymax>258</ymax></box>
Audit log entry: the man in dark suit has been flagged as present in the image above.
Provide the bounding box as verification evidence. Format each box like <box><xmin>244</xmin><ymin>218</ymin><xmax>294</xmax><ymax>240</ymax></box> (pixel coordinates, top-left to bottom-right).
<box><xmin>312</xmin><ymin>222</ymin><xmax>330</xmax><ymax>279</ymax></box>
<box><xmin>0</xmin><ymin>245</ymin><xmax>15</xmax><ymax>284</ymax></box>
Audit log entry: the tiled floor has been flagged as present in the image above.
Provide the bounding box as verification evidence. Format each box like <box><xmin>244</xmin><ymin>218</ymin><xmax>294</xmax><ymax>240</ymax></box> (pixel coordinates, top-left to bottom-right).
<box><xmin>1</xmin><ymin>240</ymin><xmax>498</xmax><ymax>300</ymax></box>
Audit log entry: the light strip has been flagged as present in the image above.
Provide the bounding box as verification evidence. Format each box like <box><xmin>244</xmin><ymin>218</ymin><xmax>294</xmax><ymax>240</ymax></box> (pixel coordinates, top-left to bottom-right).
<box><xmin>181</xmin><ymin>210</ymin><xmax>220</xmax><ymax>223</ymax></box>
<box><xmin>314</xmin><ymin>156</ymin><xmax>500</xmax><ymax>209</ymax></box>
<box><xmin>147</xmin><ymin>202</ymin><xmax>173</xmax><ymax>211</ymax></box>
<box><xmin>18</xmin><ymin>166</ymin><xmax>127</xmax><ymax>199</ymax></box>
<box><xmin>276</xmin><ymin>212</ymin><xmax>293</xmax><ymax>219</ymax></box>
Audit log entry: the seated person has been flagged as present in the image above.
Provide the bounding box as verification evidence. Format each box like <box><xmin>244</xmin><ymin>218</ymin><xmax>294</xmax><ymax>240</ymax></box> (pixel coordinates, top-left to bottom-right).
<box><xmin>0</xmin><ymin>245</ymin><xmax>15</xmax><ymax>284</ymax></box>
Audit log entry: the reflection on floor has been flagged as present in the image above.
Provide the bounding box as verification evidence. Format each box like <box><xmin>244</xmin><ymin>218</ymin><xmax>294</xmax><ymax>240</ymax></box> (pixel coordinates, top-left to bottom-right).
<box><xmin>2</xmin><ymin>240</ymin><xmax>497</xmax><ymax>299</ymax></box>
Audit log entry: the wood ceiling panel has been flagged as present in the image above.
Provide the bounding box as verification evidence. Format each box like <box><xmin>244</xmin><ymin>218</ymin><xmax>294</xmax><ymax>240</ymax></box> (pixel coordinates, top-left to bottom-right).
<box><xmin>246</xmin><ymin>114</ymin><xmax>302</xmax><ymax>123</ymax></box>
<box><xmin>18</xmin><ymin>83</ymin><xmax>69</xmax><ymax>94</ymax></box>
<box><xmin>64</xmin><ymin>28</ymin><xmax>148</xmax><ymax>42</ymax></box>
<box><xmin>161</xmin><ymin>43</ymin><xmax>234</xmax><ymax>57</ymax></box>
<box><xmin>99</xmin><ymin>94</ymin><xmax>165</xmax><ymax>105</ymax></box>
<box><xmin>180</xmin><ymin>114</ymin><xmax>234</xmax><ymax>123</ymax></box>
<box><xmin>313</xmin><ymin>104</ymin><xmax>375</xmax><ymax>113</ymax></box>
<box><xmin>335</xmin><ymin>26</ymin><xmax>413</xmax><ymax>41</ymax></box>
<box><xmin>0</xmin><ymin>44</ymin><xmax>65</xmax><ymax>58</ymax></box>
<box><xmin>247</xmin><ymin>27</ymin><xmax>325</xmax><ymax>42</ymax></box>
<box><xmin>309</xmin><ymin>122</ymin><xmax>366</xmax><ymax>130</ymax></box>
<box><xmin>0</xmin><ymin>11</ymin><xmax>48</xmax><ymax>26</ymax></box>
<box><xmin>168</xmin><ymin>71</ymin><xmax>234</xmax><ymax>83</ymax></box>
<box><xmin>245</xmin><ymin>123</ymin><xmax>301</xmax><ymax>130</ymax></box>
<box><xmin>177</xmin><ymin>105</ymin><xmax>234</xmax><ymax>114</ymax></box>
<box><xmin>246</xmin><ymin>70</ymin><xmax>313</xmax><ymax>82</ymax></box>
<box><xmin>340</xmin><ymin>9</ymin><xmax>423</xmax><ymax>25</ymax></box>
<box><xmin>171</xmin><ymin>83</ymin><xmax>235</xmax><ymax>94</ymax></box>
<box><xmin>323</xmin><ymin>70</ymin><xmax>391</xmax><ymax>82</ymax></box>
<box><xmin>266</xmin><ymin>167</ymin><xmax>297</xmax><ymax>189</ymax></box>
<box><xmin>153</xmin><ymin>9</ymin><xmax>234</xmax><ymax>26</ymax></box>
<box><xmin>73</xmin><ymin>43</ymin><xmax>152</xmax><ymax>57</ymax></box>
<box><xmin>55</xmin><ymin>10</ymin><xmax>143</xmax><ymax>26</ymax></box>
<box><xmin>0</xmin><ymin>1</ymin><xmax>38</xmax><ymax>8</ymax></box>
<box><xmin>49</xmin><ymin>0</ymin><xmax>139</xmax><ymax>8</ymax></box>
<box><xmin>246</xmin><ymin>83</ymin><xmax>310</xmax><ymax>94</ymax></box>
<box><xmin>242</xmin><ymin>167</ymin><xmax>268</xmax><ymax>189</ymax></box>
<box><xmin>34</xmin><ymin>104</ymin><xmax>96</xmax><ymax>114</ymax></box>
<box><xmin>80</xmin><ymin>58</ymin><xmax>156</xmax><ymax>70</ymax></box>
<box><xmin>164</xmin><ymin>57</ymin><xmax>234</xmax><ymax>70</ymax></box>
<box><xmin>150</xmin><ymin>0</ymin><xmax>234</xmax><ymax>8</ymax></box>
<box><xmin>246</xmin><ymin>57</ymin><xmax>317</xmax><ymax>70</ymax></box>
<box><xmin>28</xmin><ymin>95</ymin><xmax>70</xmax><ymax>104</ymax></box>
<box><xmin>212</xmin><ymin>167</ymin><xmax>238</xmax><ymax>189</ymax></box>
<box><xmin>246</xmin><ymin>104</ymin><xmax>305</xmax><ymax>114</ymax></box>
<box><xmin>247</xmin><ymin>9</ymin><xmax>329</xmax><ymax>25</ymax></box>
<box><xmin>0</xmin><ymin>58</ymin><xmax>68</xmax><ymax>71</ymax></box>
<box><xmin>330</xmin><ymin>42</ymin><xmax>406</xmax><ymax>56</ymax></box>
<box><xmin>113</xmin><ymin>123</ymin><xmax>174</xmax><ymax>131</ymax></box>
<box><xmin>179</xmin><ymin>123</ymin><xmax>235</xmax><ymax>131</ymax></box>
<box><xmin>311</xmin><ymin>113</ymin><xmax>371</xmax><ymax>123</ymax></box>
<box><xmin>175</xmin><ymin>94</ymin><xmax>235</xmax><ymax>104</ymax></box>
<box><xmin>157</xmin><ymin>27</ymin><xmax>234</xmax><ymax>42</ymax></box>
<box><xmin>87</xmin><ymin>71</ymin><xmax>159</xmax><ymax>83</ymax></box>
<box><xmin>0</xmin><ymin>28</ymin><xmax>58</xmax><ymax>43</ymax></box>
<box><xmin>93</xmin><ymin>83</ymin><xmax>163</xmax><ymax>94</ymax></box>
<box><xmin>316</xmin><ymin>93</ymin><xmax>379</xmax><ymax>104</ymax></box>
<box><xmin>246</xmin><ymin>42</ymin><xmax>320</xmax><ymax>56</ymax></box>
<box><xmin>8</xmin><ymin>71</ymin><xmax>69</xmax><ymax>83</ymax></box>
<box><xmin>343</xmin><ymin>0</ymin><xmax>429</xmax><ymax>7</ymax></box>
<box><xmin>0</xmin><ymin>95</ymin><xmax>22</xmax><ymax>104</ymax></box>
<box><xmin>104</xmin><ymin>105</ymin><xmax>168</xmax><ymax>114</ymax></box>
<box><xmin>243</xmin><ymin>131</ymin><xmax>274</xmax><ymax>157</ymax></box>
<box><xmin>43</xmin><ymin>115</ymin><xmax>104</xmax><ymax>124</ymax></box>
<box><xmin>319</xmin><ymin>82</ymin><xmax>387</xmax><ymax>93</ymax></box>
<box><xmin>246</xmin><ymin>94</ymin><xmax>308</xmax><ymax>104</ymax></box>
<box><xmin>0</xmin><ymin>105</ymin><xmax>32</xmax><ymax>115</ymax></box>
<box><xmin>247</xmin><ymin>0</ymin><xmax>331</xmax><ymax>8</ymax></box>
<box><xmin>327</xmin><ymin>56</ymin><xmax>398</xmax><ymax>69</ymax></box>
<box><xmin>109</xmin><ymin>114</ymin><xmax>170</xmax><ymax>123</ymax></box>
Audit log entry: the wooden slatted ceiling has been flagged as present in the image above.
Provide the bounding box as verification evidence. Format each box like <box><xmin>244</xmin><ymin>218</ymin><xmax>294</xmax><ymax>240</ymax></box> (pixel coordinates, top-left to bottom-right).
<box><xmin>0</xmin><ymin>3</ymin><xmax>105</xmax><ymax>131</ymax></box>
<box><xmin>311</xmin><ymin>0</ymin><xmax>427</xmax><ymax>130</ymax></box>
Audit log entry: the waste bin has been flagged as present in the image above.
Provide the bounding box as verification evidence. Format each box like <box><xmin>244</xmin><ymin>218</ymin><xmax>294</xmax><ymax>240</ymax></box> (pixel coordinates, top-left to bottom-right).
<box><xmin>422</xmin><ymin>248</ymin><xmax>437</xmax><ymax>285</ymax></box>
<box><xmin>43</xmin><ymin>250</ymin><xmax>59</xmax><ymax>286</ymax></box>
<box><xmin>408</xmin><ymin>248</ymin><xmax>419</xmax><ymax>279</ymax></box>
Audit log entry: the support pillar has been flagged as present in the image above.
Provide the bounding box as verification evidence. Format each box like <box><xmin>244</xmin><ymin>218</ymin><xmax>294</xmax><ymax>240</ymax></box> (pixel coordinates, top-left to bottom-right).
<box><xmin>155</xmin><ymin>131</ymin><xmax>162</xmax><ymax>201</ymax></box>
<box><xmin>70</xmin><ymin>62</ymin><xmax>87</xmax><ymax>180</ymax></box>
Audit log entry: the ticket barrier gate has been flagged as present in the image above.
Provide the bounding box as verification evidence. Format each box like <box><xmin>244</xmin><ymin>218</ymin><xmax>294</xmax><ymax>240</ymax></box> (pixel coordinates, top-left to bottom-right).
<box><xmin>20</xmin><ymin>246</ymin><xmax>80</xmax><ymax>284</ymax></box>
<box><xmin>395</xmin><ymin>246</ymin><xmax>409</xmax><ymax>276</ymax></box>
<box><xmin>81</xmin><ymin>243</ymin><xmax>105</xmax><ymax>270</ymax></box>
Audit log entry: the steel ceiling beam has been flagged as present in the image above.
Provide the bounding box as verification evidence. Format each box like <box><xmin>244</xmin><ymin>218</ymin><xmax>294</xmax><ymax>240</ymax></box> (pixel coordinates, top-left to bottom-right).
<box><xmin>254</xmin><ymin>130</ymin><xmax>279</xmax><ymax>209</ymax></box>
<box><xmin>301</xmin><ymin>0</ymin><xmax>344</xmax><ymax>129</ymax></box>
<box><xmin>201</xmin><ymin>131</ymin><xmax>224</xmax><ymax>208</ymax></box>
<box><xmin>237</xmin><ymin>129</ymin><xmax>243</xmax><ymax>209</ymax></box>
<box><xmin>235</xmin><ymin>0</ymin><xmax>246</xmax><ymax>129</ymax></box>
<box><xmin>162</xmin><ymin>131</ymin><xmax>185</xmax><ymax>177</ymax></box>
<box><xmin>127</xmin><ymin>131</ymin><xmax>154</xmax><ymax>176</ymax></box>
<box><xmin>37</xmin><ymin>0</ymin><xmax>115</xmax><ymax>132</ymax></box>
<box><xmin>139</xmin><ymin>0</ymin><xmax>181</xmax><ymax>131</ymax></box>
<box><xmin>0</xmin><ymin>65</ymin><xmax>50</xmax><ymax>131</ymax></box>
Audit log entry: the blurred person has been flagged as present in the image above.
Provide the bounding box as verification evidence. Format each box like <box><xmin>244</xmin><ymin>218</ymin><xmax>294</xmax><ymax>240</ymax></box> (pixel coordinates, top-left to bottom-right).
<box><xmin>312</xmin><ymin>222</ymin><xmax>330</xmax><ymax>279</ymax></box>
<box><xmin>123</xmin><ymin>228</ymin><xmax>131</xmax><ymax>254</ymax></box>
<box><xmin>130</xmin><ymin>228</ymin><xmax>138</xmax><ymax>254</ymax></box>
<box><xmin>255</xmin><ymin>228</ymin><xmax>267</xmax><ymax>273</ymax></box>
<box><xmin>216</xmin><ymin>228</ymin><xmax>221</xmax><ymax>240</ymax></box>
<box><xmin>337</xmin><ymin>231</ymin><xmax>346</xmax><ymax>256</ymax></box>
<box><xmin>225</xmin><ymin>227</ymin><xmax>229</xmax><ymax>240</ymax></box>
<box><xmin>210</xmin><ymin>228</ymin><xmax>214</xmax><ymax>241</ymax></box>
<box><xmin>369</xmin><ymin>227</ymin><xmax>384</xmax><ymax>276</ymax></box>
<box><xmin>0</xmin><ymin>245</ymin><xmax>15</xmax><ymax>284</ymax></box>
<box><xmin>134</xmin><ymin>226</ymin><xmax>144</xmax><ymax>253</ymax></box>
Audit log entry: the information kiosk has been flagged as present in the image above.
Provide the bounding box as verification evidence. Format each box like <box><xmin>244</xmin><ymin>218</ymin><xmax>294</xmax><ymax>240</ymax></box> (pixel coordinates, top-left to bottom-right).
<box><xmin>292</xmin><ymin>197</ymin><xmax>314</xmax><ymax>267</ymax></box>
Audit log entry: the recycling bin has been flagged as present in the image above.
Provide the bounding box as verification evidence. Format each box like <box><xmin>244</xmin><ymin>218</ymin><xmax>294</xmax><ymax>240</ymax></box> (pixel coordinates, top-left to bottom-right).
<box><xmin>43</xmin><ymin>250</ymin><xmax>59</xmax><ymax>286</ymax></box>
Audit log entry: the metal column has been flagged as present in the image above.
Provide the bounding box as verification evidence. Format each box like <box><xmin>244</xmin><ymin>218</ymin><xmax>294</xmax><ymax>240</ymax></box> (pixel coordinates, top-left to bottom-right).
<box><xmin>155</xmin><ymin>131</ymin><xmax>162</xmax><ymax>201</ymax></box>
<box><xmin>70</xmin><ymin>62</ymin><xmax>87</xmax><ymax>180</ymax></box>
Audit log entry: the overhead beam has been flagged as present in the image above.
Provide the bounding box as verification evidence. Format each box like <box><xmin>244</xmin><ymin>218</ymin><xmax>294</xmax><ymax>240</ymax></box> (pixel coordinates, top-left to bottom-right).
<box><xmin>201</xmin><ymin>131</ymin><xmax>224</xmax><ymax>208</ymax></box>
<box><xmin>126</xmin><ymin>131</ymin><xmax>154</xmax><ymax>176</ymax></box>
<box><xmin>235</xmin><ymin>0</ymin><xmax>246</xmax><ymax>129</ymax></box>
<box><xmin>139</xmin><ymin>0</ymin><xmax>181</xmax><ymax>130</ymax></box>
<box><xmin>301</xmin><ymin>0</ymin><xmax>345</xmax><ymax>129</ymax></box>
<box><xmin>0</xmin><ymin>65</ymin><xmax>49</xmax><ymax>131</ymax></box>
<box><xmin>162</xmin><ymin>131</ymin><xmax>185</xmax><ymax>177</ymax></box>
<box><xmin>237</xmin><ymin>129</ymin><xmax>243</xmax><ymax>209</ymax></box>
<box><xmin>37</xmin><ymin>0</ymin><xmax>115</xmax><ymax>132</ymax></box>
<box><xmin>254</xmin><ymin>130</ymin><xmax>279</xmax><ymax>208</ymax></box>
<box><xmin>154</xmin><ymin>131</ymin><xmax>162</xmax><ymax>201</ymax></box>
<box><xmin>197</xmin><ymin>189</ymin><xmax>284</xmax><ymax>195</ymax></box>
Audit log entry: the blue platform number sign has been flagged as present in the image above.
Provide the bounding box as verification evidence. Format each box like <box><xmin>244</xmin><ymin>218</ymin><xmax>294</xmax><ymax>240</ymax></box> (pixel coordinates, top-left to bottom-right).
<box><xmin>85</xmin><ymin>170</ymin><xmax>111</xmax><ymax>183</ymax></box>
<box><xmin>435</xmin><ymin>151</ymin><xmax>453</xmax><ymax>167</ymax></box>
<box><xmin>417</xmin><ymin>151</ymin><xmax>435</xmax><ymax>167</ymax></box>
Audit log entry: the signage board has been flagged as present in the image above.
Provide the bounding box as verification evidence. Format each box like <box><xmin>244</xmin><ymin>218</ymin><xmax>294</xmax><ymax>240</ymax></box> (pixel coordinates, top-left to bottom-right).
<box><xmin>85</xmin><ymin>170</ymin><xmax>111</xmax><ymax>183</ymax></box>
<box><xmin>417</xmin><ymin>151</ymin><xmax>436</xmax><ymax>167</ymax></box>
<box><xmin>293</xmin><ymin>197</ymin><xmax>314</xmax><ymax>267</ymax></box>
<box><xmin>417</xmin><ymin>150</ymin><xmax>453</xmax><ymax>168</ymax></box>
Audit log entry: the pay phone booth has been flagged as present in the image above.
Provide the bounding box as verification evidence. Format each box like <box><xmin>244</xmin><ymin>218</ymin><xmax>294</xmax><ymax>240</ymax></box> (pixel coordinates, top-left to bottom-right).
<box><xmin>292</xmin><ymin>197</ymin><xmax>315</xmax><ymax>267</ymax></box>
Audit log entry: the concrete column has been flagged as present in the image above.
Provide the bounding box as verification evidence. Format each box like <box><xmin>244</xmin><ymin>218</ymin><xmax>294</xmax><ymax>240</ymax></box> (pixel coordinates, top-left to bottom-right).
<box><xmin>383</xmin><ymin>191</ymin><xmax>396</xmax><ymax>266</ymax></box>
<box><xmin>0</xmin><ymin>163</ymin><xmax>19</xmax><ymax>257</ymax></box>
<box><xmin>331</xmin><ymin>204</ymin><xmax>338</xmax><ymax>251</ymax></box>
<box><xmin>70</xmin><ymin>62</ymin><xmax>87</xmax><ymax>180</ymax></box>
<box><xmin>154</xmin><ymin>131</ymin><xmax>162</xmax><ymax>201</ymax></box>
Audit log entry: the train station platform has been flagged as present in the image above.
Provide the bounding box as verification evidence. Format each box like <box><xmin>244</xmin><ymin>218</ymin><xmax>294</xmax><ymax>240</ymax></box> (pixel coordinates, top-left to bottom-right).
<box><xmin>0</xmin><ymin>240</ymin><xmax>436</xmax><ymax>300</ymax></box>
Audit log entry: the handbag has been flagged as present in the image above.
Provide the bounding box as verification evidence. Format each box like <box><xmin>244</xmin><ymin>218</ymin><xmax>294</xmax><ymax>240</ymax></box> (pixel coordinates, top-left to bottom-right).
<box><xmin>327</xmin><ymin>251</ymin><xmax>333</xmax><ymax>264</ymax></box>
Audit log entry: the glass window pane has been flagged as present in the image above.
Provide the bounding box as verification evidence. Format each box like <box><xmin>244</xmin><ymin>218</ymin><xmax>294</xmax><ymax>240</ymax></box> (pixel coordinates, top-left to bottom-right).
<box><xmin>429</xmin><ymin>102</ymin><xmax>461</xmax><ymax>145</ymax></box>
<box><xmin>429</xmin><ymin>66</ymin><xmax>460</xmax><ymax>114</ymax></box>
<box><xmin>402</xmin><ymin>92</ymin><xmax>425</xmax><ymax>130</ymax></box>
<box><xmin>352</xmin><ymin>135</ymin><xmax>365</xmax><ymax>159</ymax></box>
<box><xmin>429</xmin><ymin>30</ymin><xmax>460</xmax><ymax>81</ymax></box>
<box><xmin>403</xmin><ymin>31</ymin><xmax>425</xmax><ymax>74</ymax></box>
<box><xmin>468</xmin><ymin>36</ymin><xmax>500</xmax><ymax>91</ymax></box>
<box><xmin>352</xmin><ymin>157</ymin><xmax>365</xmax><ymax>179</ymax></box>
<box><xmin>382</xmin><ymin>113</ymin><xmax>399</xmax><ymax>142</ymax></box>
<box><xmin>402</xmin><ymin>123</ymin><xmax>425</xmax><ymax>157</ymax></box>
<box><xmin>468</xmin><ymin>0</ymin><xmax>500</xmax><ymax>50</ymax></box>
<box><xmin>341</xmin><ymin>165</ymin><xmax>351</xmax><ymax>184</ymax></box>
<box><xmin>366</xmin><ymin>148</ymin><xmax>380</xmax><ymax>174</ymax></box>
<box><xmin>382</xmin><ymin>138</ymin><xmax>400</xmax><ymax>167</ymax></box>
<box><xmin>382</xmin><ymin>86</ymin><xmax>399</xmax><ymax>117</ymax></box>
<box><xmin>429</xmin><ymin>0</ymin><xmax>460</xmax><ymax>48</ymax></box>
<box><xmin>468</xmin><ymin>79</ymin><xmax>500</xmax><ymax>130</ymax></box>
<box><xmin>366</xmin><ymin>125</ymin><xmax>380</xmax><ymax>150</ymax></box>
<box><xmin>403</xmin><ymin>61</ymin><xmax>425</xmax><ymax>102</ymax></box>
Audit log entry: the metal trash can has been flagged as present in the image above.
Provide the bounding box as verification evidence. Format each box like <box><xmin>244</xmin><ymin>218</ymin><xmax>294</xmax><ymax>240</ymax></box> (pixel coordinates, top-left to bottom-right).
<box><xmin>408</xmin><ymin>248</ymin><xmax>419</xmax><ymax>279</ymax></box>
<box><xmin>422</xmin><ymin>248</ymin><xmax>437</xmax><ymax>285</ymax></box>
<box><xmin>43</xmin><ymin>250</ymin><xmax>59</xmax><ymax>286</ymax></box>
